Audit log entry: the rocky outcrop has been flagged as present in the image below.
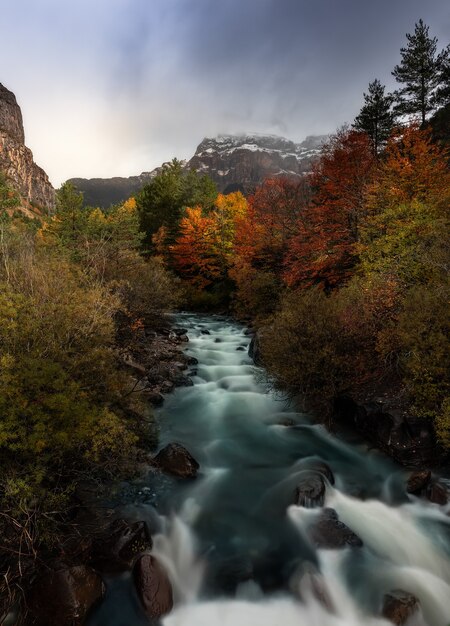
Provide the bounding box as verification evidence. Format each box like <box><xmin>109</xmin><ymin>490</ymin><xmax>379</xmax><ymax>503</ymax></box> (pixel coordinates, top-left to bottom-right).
<box><xmin>334</xmin><ymin>395</ymin><xmax>447</xmax><ymax>468</ymax></box>
<box><xmin>0</xmin><ymin>83</ymin><xmax>55</xmax><ymax>213</ymax></box>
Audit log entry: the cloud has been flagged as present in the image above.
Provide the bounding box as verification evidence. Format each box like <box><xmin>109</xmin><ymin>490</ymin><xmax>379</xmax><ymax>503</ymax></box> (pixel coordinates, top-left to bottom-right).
<box><xmin>0</xmin><ymin>0</ymin><xmax>449</xmax><ymax>185</ymax></box>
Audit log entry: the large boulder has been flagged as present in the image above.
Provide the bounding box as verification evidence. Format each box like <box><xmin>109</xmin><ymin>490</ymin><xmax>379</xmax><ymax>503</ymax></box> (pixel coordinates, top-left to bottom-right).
<box><xmin>406</xmin><ymin>470</ymin><xmax>431</xmax><ymax>494</ymax></box>
<box><xmin>153</xmin><ymin>443</ymin><xmax>199</xmax><ymax>479</ymax></box>
<box><xmin>426</xmin><ymin>481</ymin><xmax>448</xmax><ymax>505</ymax></box>
<box><xmin>294</xmin><ymin>472</ymin><xmax>326</xmax><ymax>508</ymax></box>
<box><xmin>308</xmin><ymin>508</ymin><xmax>363</xmax><ymax>549</ymax></box>
<box><xmin>133</xmin><ymin>555</ymin><xmax>173</xmax><ymax>619</ymax></box>
<box><xmin>27</xmin><ymin>565</ymin><xmax>104</xmax><ymax>626</ymax></box>
<box><xmin>382</xmin><ymin>590</ymin><xmax>420</xmax><ymax>625</ymax></box>
<box><xmin>90</xmin><ymin>519</ymin><xmax>152</xmax><ymax>573</ymax></box>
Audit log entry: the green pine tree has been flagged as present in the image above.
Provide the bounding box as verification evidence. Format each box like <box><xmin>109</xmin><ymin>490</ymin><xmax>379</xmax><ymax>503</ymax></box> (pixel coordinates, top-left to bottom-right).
<box><xmin>136</xmin><ymin>158</ymin><xmax>217</xmax><ymax>251</ymax></box>
<box><xmin>392</xmin><ymin>19</ymin><xmax>445</xmax><ymax>125</ymax></box>
<box><xmin>353</xmin><ymin>79</ymin><xmax>395</xmax><ymax>154</ymax></box>
<box><xmin>433</xmin><ymin>44</ymin><xmax>450</xmax><ymax>108</ymax></box>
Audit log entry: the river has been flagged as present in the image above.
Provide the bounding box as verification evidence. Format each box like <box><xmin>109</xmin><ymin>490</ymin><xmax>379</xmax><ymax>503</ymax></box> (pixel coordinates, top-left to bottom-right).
<box><xmin>89</xmin><ymin>313</ymin><xmax>450</xmax><ymax>626</ymax></box>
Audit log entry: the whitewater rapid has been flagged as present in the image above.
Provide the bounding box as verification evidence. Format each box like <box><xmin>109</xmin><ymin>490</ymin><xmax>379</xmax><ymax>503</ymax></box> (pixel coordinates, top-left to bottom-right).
<box><xmin>89</xmin><ymin>313</ymin><xmax>450</xmax><ymax>626</ymax></box>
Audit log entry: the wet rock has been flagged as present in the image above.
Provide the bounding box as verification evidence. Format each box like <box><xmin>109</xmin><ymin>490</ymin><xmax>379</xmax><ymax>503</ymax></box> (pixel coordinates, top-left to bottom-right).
<box><xmin>172</xmin><ymin>374</ymin><xmax>194</xmax><ymax>387</ymax></box>
<box><xmin>212</xmin><ymin>554</ymin><xmax>254</xmax><ymax>594</ymax></box>
<box><xmin>333</xmin><ymin>395</ymin><xmax>444</xmax><ymax>468</ymax></box>
<box><xmin>160</xmin><ymin>380</ymin><xmax>175</xmax><ymax>394</ymax></box>
<box><xmin>153</xmin><ymin>443</ymin><xmax>199</xmax><ymax>479</ymax></box>
<box><xmin>426</xmin><ymin>481</ymin><xmax>448</xmax><ymax>505</ymax></box>
<box><xmin>406</xmin><ymin>470</ymin><xmax>431</xmax><ymax>494</ymax></box>
<box><xmin>172</xmin><ymin>327</ymin><xmax>188</xmax><ymax>336</ymax></box>
<box><xmin>186</xmin><ymin>356</ymin><xmax>199</xmax><ymax>365</ymax></box>
<box><xmin>214</xmin><ymin>337</ymin><xmax>222</xmax><ymax>343</ymax></box>
<box><xmin>244</xmin><ymin>328</ymin><xmax>255</xmax><ymax>336</ymax></box>
<box><xmin>134</xmin><ymin>554</ymin><xmax>173</xmax><ymax>619</ymax></box>
<box><xmin>382</xmin><ymin>590</ymin><xmax>419</xmax><ymax>625</ymax></box>
<box><xmin>248</xmin><ymin>331</ymin><xmax>263</xmax><ymax>365</ymax></box>
<box><xmin>179</xmin><ymin>334</ymin><xmax>189</xmax><ymax>342</ymax></box>
<box><xmin>201</xmin><ymin>329</ymin><xmax>210</xmax><ymax>335</ymax></box>
<box><xmin>147</xmin><ymin>391</ymin><xmax>164</xmax><ymax>407</ymax></box>
<box><xmin>308</xmin><ymin>461</ymin><xmax>335</xmax><ymax>485</ymax></box>
<box><xmin>27</xmin><ymin>565</ymin><xmax>104</xmax><ymax>626</ymax></box>
<box><xmin>90</xmin><ymin>519</ymin><xmax>152</xmax><ymax>573</ymax></box>
<box><xmin>294</xmin><ymin>472</ymin><xmax>326</xmax><ymax>508</ymax></box>
<box><xmin>308</xmin><ymin>508</ymin><xmax>363</xmax><ymax>549</ymax></box>
<box><xmin>236</xmin><ymin>346</ymin><xmax>246</xmax><ymax>351</ymax></box>
<box><xmin>278</xmin><ymin>418</ymin><xmax>296</xmax><ymax>427</ymax></box>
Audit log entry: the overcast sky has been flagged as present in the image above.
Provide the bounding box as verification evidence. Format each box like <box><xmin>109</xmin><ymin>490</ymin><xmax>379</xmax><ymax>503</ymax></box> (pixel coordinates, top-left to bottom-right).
<box><xmin>1</xmin><ymin>0</ymin><xmax>449</xmax><ymax>186</ymax></box>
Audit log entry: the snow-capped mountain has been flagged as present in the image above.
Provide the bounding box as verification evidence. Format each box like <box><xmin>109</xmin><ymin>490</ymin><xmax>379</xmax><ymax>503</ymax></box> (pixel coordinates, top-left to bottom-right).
<box><xmin>69</xmin><ymin>133</ymin><xmax>327</xmax><ymax>207</ymax></box>
<box><xmin>188</xmin><ymin>133</ymin><xmax>327</xmax><ymax>193</ymax></box>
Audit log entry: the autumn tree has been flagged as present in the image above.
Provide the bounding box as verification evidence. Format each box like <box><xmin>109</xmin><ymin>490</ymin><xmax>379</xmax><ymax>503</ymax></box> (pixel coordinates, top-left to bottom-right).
<box><xmin>392</xmin><ymin>19</ymin><xmax>447</xmax><ymax>124</ymax></box>
<box><xmin>360</xmin><ymin>124</ymin><xmax>450</xmax><ymax>287</ymax></box>
<box><xmin>136</xmin><ymin>159</ymin><xmax>217</xmax><ymax>251</ymax></box>
<box><xmin>234</xmin><ymin>177</ymin><xmax>310</xmax><ymax>273</ymax></box>
<box><xmin>170</xmin><ymin>206</ymin><xmax>220</xmax><ymax>288</ymax></box>
<box><xmin>353</xmin><ymin>79</ymin><xmax>395</xmax><ymax>154</ymax></box>
<box><xmin>284</xmin><ymin>129</ymin><xmax>376</xmax><ymax>289</ymax></box>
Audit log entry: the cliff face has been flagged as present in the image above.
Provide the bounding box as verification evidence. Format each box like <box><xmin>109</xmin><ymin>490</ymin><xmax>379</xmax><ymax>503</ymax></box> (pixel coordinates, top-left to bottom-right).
<box><xmin>188</xmin><ymin>133</ymin><xmax>327</xmax><ymax>194</ymax></box>
<box><xmin>0</xmin><ymin>83</ymin><xmax>55</xmax><ymax>212</ymax></box>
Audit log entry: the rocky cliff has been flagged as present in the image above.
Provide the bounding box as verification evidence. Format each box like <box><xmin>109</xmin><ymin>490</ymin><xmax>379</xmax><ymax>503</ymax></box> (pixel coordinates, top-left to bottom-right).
<box><xmin>0</xmin><ymin>83</ymin><xmax>55</xmax><ymax>213</ymax></box>
<box><xmin>188</xmin><ymin>133</ymin><xmax>327</xmax><ymax>194</ymax></box>
<box><xmin>70</xmin><ymin>133</ymin><xmax>327</xmax><ymax>208</ymax></box>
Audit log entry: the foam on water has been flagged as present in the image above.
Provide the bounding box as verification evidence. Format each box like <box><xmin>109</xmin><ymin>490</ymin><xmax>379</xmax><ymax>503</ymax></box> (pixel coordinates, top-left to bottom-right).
<box><xmin>88</xmin><ymin>313</ymin><xmax>450</xmax><ymax>626</ymax></box>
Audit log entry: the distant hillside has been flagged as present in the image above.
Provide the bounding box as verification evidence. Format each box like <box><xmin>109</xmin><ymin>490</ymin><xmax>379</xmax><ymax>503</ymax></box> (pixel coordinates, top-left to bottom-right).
<box><xmin>69</xmin><ymin>133</ymin><xmax>327</xmax><ymax>208</ymax></box>
<box><xmin>68</xmin><ymin>173</ymin><xmax>155</xmax><ymax>208</ymax></box>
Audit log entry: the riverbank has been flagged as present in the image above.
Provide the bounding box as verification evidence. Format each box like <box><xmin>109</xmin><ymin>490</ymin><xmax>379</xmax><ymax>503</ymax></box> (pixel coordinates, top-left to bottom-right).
<box><xmin>83</xmin><ymin>313</ymin><xmax>450</xmax><ymax>626</ymax></box>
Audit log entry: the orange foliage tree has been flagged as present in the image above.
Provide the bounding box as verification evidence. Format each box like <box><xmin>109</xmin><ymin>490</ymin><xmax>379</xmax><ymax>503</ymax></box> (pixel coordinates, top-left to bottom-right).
<box><xmin>170</xmin><ymin>192</ymin><xmax>248</xmax><ymax>288</ymax></box>
<box><xmin>284</xmin><ymin>129</ymin><xmax>376</xmax><ymax>289</ymax></box>
<box><xmin>234</xmin><ymin>177</ymin><xmax>310</xmax><ymax>273</ymax></box>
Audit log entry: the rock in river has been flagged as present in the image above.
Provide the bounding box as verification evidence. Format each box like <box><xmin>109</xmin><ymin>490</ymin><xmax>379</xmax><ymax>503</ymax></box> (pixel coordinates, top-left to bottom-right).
<box><xmin>308</xmin><ymin>508</ymin><xmax>363</xmax><ymax>549</ymax></box>
<box><xmin>382</xmin><ymin>590</ymin><xmax>420</xmax><ymax>625</ymax></box>
<box><xmin>153</xmin><ymin>443</ymin><xmax>199</xmax><ymax>479</ymax></box>
<box><xmin>134</xmin><ymin>554</ymin><xmax>173</xmax><ymax>619</ymax></box>
<box><xmin>294</xmin><ymin>472</ymin><xmax>326</xmax><ymax>508</ymax></box>
<box><xmin>90</xmin><ymin>518</ymin><xmax>152</xmax><ymax>573</ymax></box>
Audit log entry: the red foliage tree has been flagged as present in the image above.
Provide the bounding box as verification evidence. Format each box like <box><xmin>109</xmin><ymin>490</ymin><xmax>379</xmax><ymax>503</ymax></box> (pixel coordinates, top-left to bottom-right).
<box><xmin>234</xmin><ymin>177</ymin><xmax>310</xmax><ymax>273</ymax></box>
<box><xmin>284</xmin><ymin>129</ymin><xmax>376</xmax><ymax>289</ymax></box>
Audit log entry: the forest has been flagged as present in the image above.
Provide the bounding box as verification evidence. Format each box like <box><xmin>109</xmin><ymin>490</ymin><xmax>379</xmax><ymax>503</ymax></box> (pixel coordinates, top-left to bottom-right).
<box><xmin>0</xmin><ymin>17</ymin><xmax>449</xmax><ymax>625</ymax></box>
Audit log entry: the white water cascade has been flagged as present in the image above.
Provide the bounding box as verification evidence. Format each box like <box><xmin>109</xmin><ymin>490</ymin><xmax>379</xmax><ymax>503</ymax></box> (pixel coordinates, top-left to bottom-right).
<box><xmin>89</xmin><ymin>313</ymin><xmax>450</xmax><ymax>626</ymax></box>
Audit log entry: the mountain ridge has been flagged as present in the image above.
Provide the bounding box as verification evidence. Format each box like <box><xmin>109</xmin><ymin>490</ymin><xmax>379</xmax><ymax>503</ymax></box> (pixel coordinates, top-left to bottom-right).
<box><xmin>69</xmin><ymin>133</ymin><xmax>327</xmax><ymax>208</ymax></box>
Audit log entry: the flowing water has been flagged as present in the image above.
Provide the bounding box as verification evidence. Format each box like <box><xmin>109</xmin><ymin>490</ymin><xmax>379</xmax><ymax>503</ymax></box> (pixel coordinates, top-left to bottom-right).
<box><xmin>89</xmin><ymin>313</ymin><xmax>450</xmax><ymax>626</ymax></box>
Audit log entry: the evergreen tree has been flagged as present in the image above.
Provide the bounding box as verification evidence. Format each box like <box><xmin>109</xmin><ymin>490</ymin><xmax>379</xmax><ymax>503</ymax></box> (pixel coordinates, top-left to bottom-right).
<box><xmin>433</xmin><ymin>44</ymin><xmax>450</xmax><ymax>108</ymax></box>
<box><xmin>353</xmin><ymin>79</ymin><xmax>395</xmax><ymax>154</ymax></box>
<box><xmin>392</xmin><ymin>19</ymin><xmax>445</xmax><ymax>125</ymax></box>
<box><xmin>136</xmin><ymin>158</ymin><xmax>217</xmax><ymax>251</ymax></box>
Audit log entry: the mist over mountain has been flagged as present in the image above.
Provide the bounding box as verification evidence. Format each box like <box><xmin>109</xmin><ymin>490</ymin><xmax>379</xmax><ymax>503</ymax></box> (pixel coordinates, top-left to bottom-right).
<box><xmin>69</xmin><ymin>133</ymin><xmax>327</xmax><ymax>207</ymax></box>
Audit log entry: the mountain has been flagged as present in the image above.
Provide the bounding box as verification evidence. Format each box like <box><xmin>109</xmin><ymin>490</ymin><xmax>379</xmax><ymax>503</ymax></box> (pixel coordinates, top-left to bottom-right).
<box><xmin>69</xmin><ymin>133</ymin><xmax>327</xmax><ymax>208</ymax></box>
<box><xmin>68</xmin><ymin>173</ymin><xmax>155</xmax><ymax>209</ymax></box>
<box><xmin>0</xmin><ymin>83</ymin><xmax>55</xmax><ymax>214</ymax></box>
<box><xmin>188</xmin><ymin>133</ymin><xmax>327</xmax><ymax>194</ymax></box>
